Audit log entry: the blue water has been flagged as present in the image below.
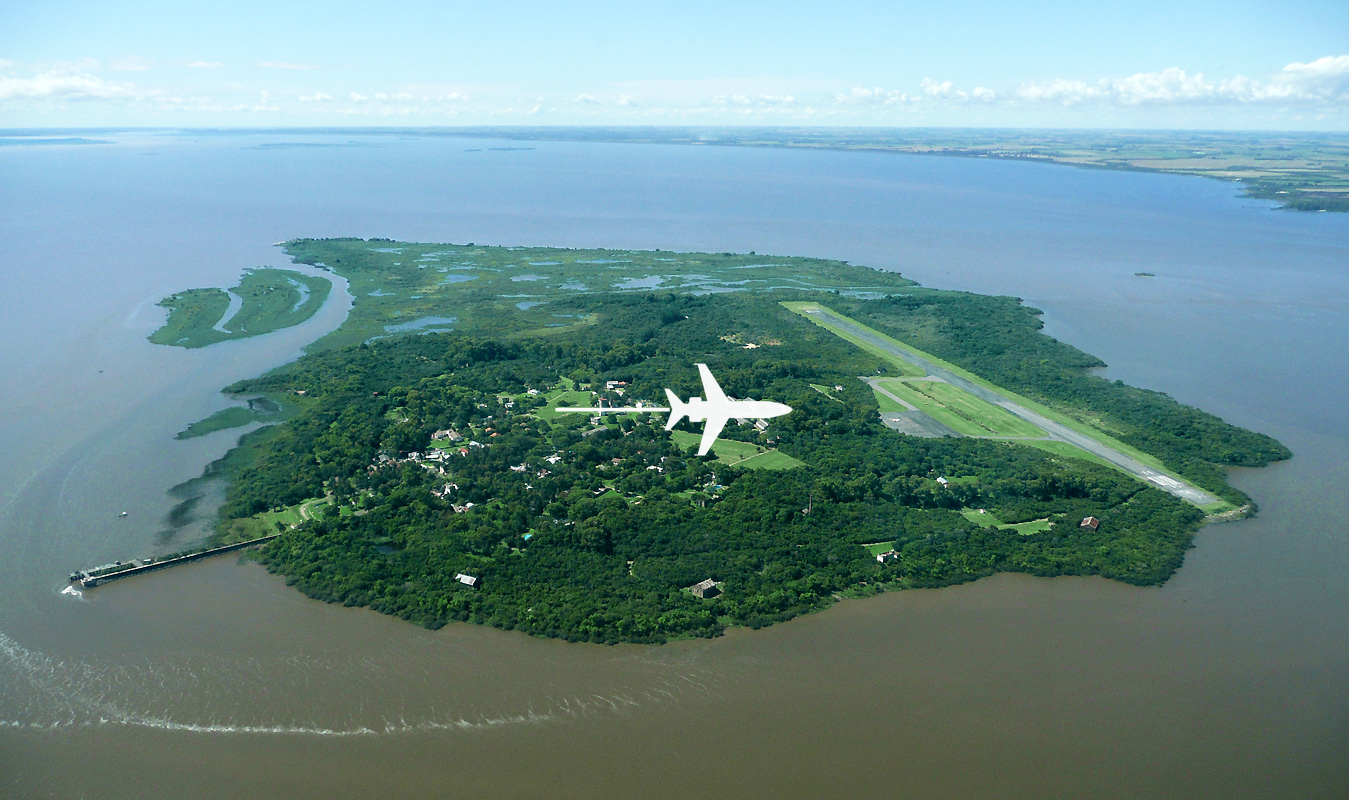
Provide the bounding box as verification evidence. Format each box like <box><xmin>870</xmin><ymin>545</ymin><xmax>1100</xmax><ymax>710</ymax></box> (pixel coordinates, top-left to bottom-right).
<box><xmin>0</xmin><ymin>129</ymin><xmax>1347</xmax><ymax>797</ymax></box>
<box><xmin>615</xmin><ymin>276</ymin><xmax>664</xmax><ymax>289</ymax></box>
<box><xmin>384</xmin><ymin>315</ymin><xmax>457</xmax><ymax>332</ymax></box>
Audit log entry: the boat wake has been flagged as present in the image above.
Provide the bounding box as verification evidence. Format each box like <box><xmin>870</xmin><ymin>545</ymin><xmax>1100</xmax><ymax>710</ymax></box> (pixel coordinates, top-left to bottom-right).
<box><xmin>0</xmin><ymin>628</ymin><xmax>721</xmax><ymax>737</ymax></box>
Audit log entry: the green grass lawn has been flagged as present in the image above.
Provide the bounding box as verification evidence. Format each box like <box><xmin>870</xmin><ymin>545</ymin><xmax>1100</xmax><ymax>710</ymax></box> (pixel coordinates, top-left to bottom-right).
<box><xmin>219</xmin><ymin>496</ymin><xmax>329</xmax><ymax>542</ymax></box>
<box><xmin>910</xmin><ymin>381</ymin><xmax>1045</xmax><ymax>437</ymax></box>
<box><xmin>1001</xmin><ymin>519</ymin><xmax>1054</xmax><ymax>535</ymax></box>
<box><xmin>960</xmin><ymin>508</ymin><xmax>1053</xmax><ymax>535</ymax></box>
<box><xmin>870</xmin><ymin>385</ymin><xmax>912</xmax><ymax>413</ymax></box>
<box><xmin>809</xmin><ymin>383</ymin><xmax>844</xmax><ymax>402</ymax></box>
<box><xmin>537</xmin><ymin>389</ymin><xmax>598</xmax><ymax>421</ymax></box>
<box><xmin>669</xmin><ymin>430</ymin><xmax>803</xmax><ymax>469</ymax></box>
<box><xmin>862</xmin><ymin>541</ymin><xmax>897</xmax><ymax>557</ymax></box>
<box><xmin>961</xmin><ymin>508</ymin><xmax>1005</xmax><ymax>526</ymax></box>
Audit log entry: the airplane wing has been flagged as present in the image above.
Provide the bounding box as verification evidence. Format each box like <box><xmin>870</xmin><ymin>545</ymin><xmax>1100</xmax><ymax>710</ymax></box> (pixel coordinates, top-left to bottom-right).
<box><xmin>697</xmin><ymin>363</ymin><xmax>729</xmax><ymax>403</ymax></box>
<box><xmin>697</xmin><ymin>416</ymin><xmax>728</xmax><ymax>456</ymax></box>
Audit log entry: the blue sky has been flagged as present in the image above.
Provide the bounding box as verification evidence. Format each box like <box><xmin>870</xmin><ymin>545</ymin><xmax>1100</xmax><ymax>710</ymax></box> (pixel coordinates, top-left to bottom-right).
<box><xmin>2</xmin><ymin>0</ymin><xmax>1347</xmax><ymax>128</ymax></box>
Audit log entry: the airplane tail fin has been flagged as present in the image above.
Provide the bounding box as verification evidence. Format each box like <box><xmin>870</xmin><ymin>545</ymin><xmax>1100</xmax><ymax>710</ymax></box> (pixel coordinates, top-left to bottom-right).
<box><xmin>664</xmin><ymin>388</ymin><xmax>687</xmax><ymax>430</ymax></box>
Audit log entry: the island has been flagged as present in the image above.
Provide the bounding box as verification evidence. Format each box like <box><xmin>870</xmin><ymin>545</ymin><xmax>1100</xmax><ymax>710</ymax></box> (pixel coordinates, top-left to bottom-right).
<box><xmin>150</xmin><ymin>266</ymin><xmax>331</xmax><ymax>348</ymax></box>
<box><xmin>158</xmin><ymin>239</ymin><xmax>1289</xmax><ymax>643</ymax></box>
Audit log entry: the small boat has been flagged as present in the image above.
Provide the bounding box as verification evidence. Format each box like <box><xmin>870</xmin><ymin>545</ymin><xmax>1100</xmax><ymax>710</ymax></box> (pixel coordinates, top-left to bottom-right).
<box><xmin>119</xmin><ymin>511</ymin><xmax>128</xmax><ymax>517</ymax></box>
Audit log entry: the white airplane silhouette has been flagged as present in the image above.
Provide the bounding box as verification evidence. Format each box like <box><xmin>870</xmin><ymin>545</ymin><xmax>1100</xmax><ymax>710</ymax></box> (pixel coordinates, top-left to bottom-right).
<box><xmin>556</xmin><ymin>363</ymin><xmax>792</xmax><ymax>456</ymax></box>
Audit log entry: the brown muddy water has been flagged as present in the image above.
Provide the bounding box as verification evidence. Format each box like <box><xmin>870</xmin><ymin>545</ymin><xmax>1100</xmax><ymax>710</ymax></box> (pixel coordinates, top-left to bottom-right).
<box><xmin>1</xmin><ymin>131</ymin><xmax>1346</xmax><ymax>798</ymax></box>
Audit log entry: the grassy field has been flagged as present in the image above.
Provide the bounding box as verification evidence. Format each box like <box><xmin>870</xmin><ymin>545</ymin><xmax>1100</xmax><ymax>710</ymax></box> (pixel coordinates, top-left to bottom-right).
<box><xmin>150</xmin><ymin>268</ymin><xmax>332</xmax><ymax>349</ymax></box>
<box><xmin>908</xmin><ymin>381</ymin><xmax>1045</xmax><ymax>437</ymax></box>
<box><xmin>875</xmin><ymin>380</ymin><xmax>983</xmax><ymax>434</ymax></box>
<box><xmin>961</xmin><ymin>508</ymin><xmax>1004</xmax><ymax>526</ymax></box>
<box><xmin>960</xmin><ymin>508</ymin><xmax>1054</xmax><ymax>535</ymax></box>
<box><xmin>219</xmin><ymin>496</ymin><xmax>329</xmax><ymax>542</ymax></box>
<box><xmin>1002</xmin><ymin>519</ymin><xmax>1054</xmax><ymax>535</ymax></box>
<box><xmin>668</xmin><ymin>430</ymin><xmax>803</xmax><ymax>469</ymax></box>
<box><xmin>877</xmin><ymin>379</ymin><xmax>1045</xmax><ymax>438</ymax></box>
<box><xmin>536</xmin><ymin>389</ymin><xmax>597</xmax><ymax>421</ymax></box>
<box><xmin>871</xmin><ymin>387</ymin><xmax>912</xmax><ymax>413</ymax></box>
<box><xmin>808</xmin><ymin>383</ymin><xmax>844</xmax><ymax>402</ymax></box>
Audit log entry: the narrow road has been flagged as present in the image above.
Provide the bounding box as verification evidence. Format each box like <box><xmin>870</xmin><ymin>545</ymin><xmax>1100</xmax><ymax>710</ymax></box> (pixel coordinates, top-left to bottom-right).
<box><xmin>806</xmin><ymin>307</ymin><xmax>1221</xmax><ymax>507</ymax></box>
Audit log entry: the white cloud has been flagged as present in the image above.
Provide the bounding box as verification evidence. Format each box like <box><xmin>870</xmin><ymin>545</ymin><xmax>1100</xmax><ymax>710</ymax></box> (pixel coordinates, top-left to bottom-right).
<box><xmin>298</xmin><ymin>92</ymin><xmax>332</xmax><ymax>102</ymax></box>
<box><xmin>257</xmin><ymin>61</ymin><xmax>319</xmax><ymax>70</ymax></box>
<box><xmin>713</xmin><ymin>93</ymin><xmax>796</xmax><ymax>107</ymax></box>
<box><xmin>0</xmin><ymin>71</ymin><xmax>139</xmax><ymax>101</ymax></box>
<box><xmin>835</xmin><ymin>86</ymin><xmax>912</xmax><ymax>105</ymax></box>
<box><xmin>617</xmin><ymin>94</ymin><xmax>635</xmax><ymax>107</ymax></box>
<box><xmin>1273</xmin><ymin>55</ymin><xmax>1349</xmax><ymax>100</ymax></box>
<box><xmin>1016</xmin><ymin>78</ymin><xmax>1099</xmax><ymax>105</ymax></box>
<box><xmin>187</xmin><ymin>61</ymin><xmax>223</xmax><ymax>69</ymax></box>
<box><xmin>972</xmin><ymin>86</ymin><xmax>996</xmax><ymax>101</ymax></box>
<box><xmin>921</xmin><ymin>78</ymin><xmax>965</xmax><ymax>99</ymax></box>
<box><xmin>575</xmin><ymin>93</ymin><xmax>599</xmax><ymax>104</ymax></box>
<box><xmin>1016</xmin><ymin>56</ymin><xmax>1349</xmax><ymax>107</ymax></box>
<box><xmin>349</xmin><ymin>92</ymin><xmax>368</xmax><ymax>102</ymax></box>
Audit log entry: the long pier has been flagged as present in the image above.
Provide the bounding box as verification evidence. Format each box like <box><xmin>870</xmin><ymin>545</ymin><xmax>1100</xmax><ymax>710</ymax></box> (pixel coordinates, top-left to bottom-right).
<box><xmin>70</xmin><ymin>534</ymin><xmax>280</xmax><ymax>588</ymax></box>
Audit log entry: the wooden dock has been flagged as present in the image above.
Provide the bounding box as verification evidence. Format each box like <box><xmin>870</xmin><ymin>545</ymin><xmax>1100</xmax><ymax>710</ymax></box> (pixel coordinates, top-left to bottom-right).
<box><xmin>70</xmin><ymin>534</ymin><xmax>280</xmax><ymax>588</ymax></box>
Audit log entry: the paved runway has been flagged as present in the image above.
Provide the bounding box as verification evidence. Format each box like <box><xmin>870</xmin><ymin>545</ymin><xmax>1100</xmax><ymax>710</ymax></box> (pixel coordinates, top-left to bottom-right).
<box><xmin>807</xmin><ymin>307</ymin><xmax>1222</xmax><ymax>507</ymax></box>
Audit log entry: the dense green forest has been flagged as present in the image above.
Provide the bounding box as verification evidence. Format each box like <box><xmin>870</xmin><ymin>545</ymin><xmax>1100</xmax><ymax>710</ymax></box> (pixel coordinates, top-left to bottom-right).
<box><xmin>189</xmin><ymin>243</ymin><xmax>1288</xmax><ymax>643</ymax></box>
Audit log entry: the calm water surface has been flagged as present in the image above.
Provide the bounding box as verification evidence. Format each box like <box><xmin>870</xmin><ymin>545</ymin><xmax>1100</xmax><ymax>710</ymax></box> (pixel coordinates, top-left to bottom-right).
<box><xmin>1</xmin><ymin>132</ymin><xmax>1346</xmax><ymax>798</ymax></box>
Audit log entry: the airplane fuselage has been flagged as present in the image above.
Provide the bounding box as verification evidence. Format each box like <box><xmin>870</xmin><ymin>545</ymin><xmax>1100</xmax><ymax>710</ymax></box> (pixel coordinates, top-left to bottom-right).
<box><xmin>558</xmin><ymin>364</ymin><xmax>793</xmax><ymax>456</ymax></box>
<box><xmin>680</xmin><ymin>396</ymin><xmax>792</xmax><ymax>423</ymax></box>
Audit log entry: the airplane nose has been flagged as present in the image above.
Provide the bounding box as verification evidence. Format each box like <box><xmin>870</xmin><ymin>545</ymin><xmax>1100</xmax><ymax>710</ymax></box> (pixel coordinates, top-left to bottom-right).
<box><xmin>772</xmin><ymin>402</ymin><xmax>792</xmax><ymax>417</ymax></box>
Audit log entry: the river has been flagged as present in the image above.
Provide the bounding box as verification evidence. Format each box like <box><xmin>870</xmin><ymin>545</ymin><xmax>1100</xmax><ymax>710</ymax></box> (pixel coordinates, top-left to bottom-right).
<box><xmin>1</xmin><ymin>131</ymin><xmax>1346</xmax><ymax>798</ymax></box>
